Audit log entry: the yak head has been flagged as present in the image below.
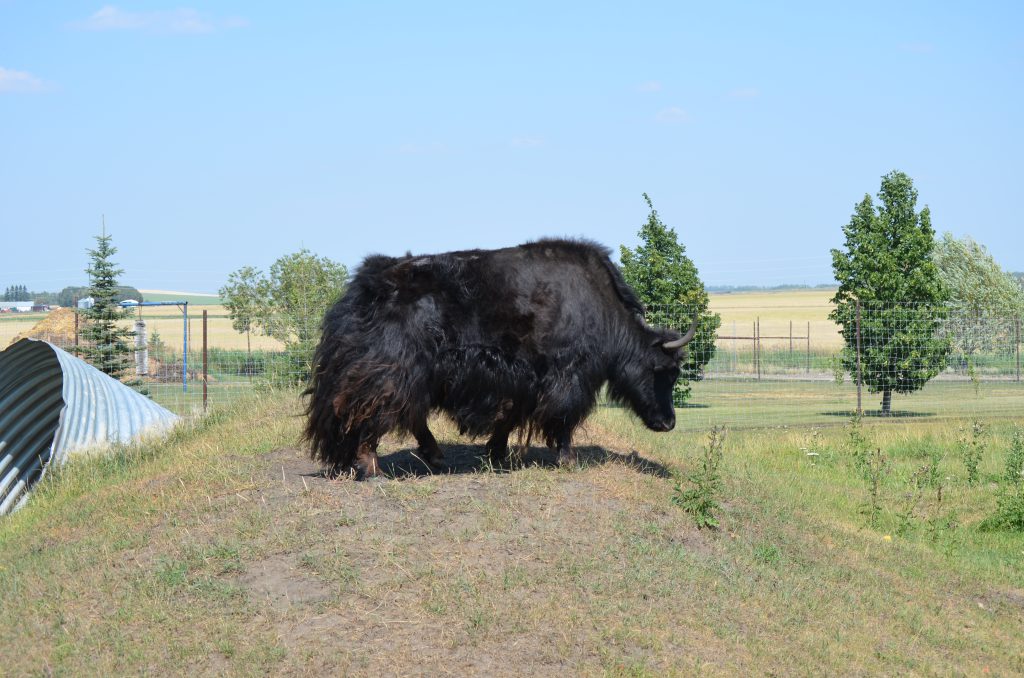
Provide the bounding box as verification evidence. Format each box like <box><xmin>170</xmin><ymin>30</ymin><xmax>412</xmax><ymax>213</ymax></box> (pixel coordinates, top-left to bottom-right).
<box><xmin>608</xmin><ymin>317</ymin><xmax>699</xmax><ymax>433</ymax></box>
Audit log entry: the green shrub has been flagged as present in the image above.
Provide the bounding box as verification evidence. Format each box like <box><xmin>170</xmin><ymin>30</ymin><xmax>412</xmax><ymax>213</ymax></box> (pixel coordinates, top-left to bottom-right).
<box><xmin>981</xmin><ymin>427</ymin><xmax>1024</xmax><ymax>531</ymax></box>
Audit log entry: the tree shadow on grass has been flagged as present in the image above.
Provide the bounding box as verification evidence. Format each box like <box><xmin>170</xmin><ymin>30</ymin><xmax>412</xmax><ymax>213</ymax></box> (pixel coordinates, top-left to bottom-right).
<box><xmin>375</xmin><ymin>443</ymin><xmax>673</xmax><ymax>480</ymax></box>
<box><xmin>821</xmin><ymin>410</ymin><xmax>936</xmax><ymax>419</ymax></box>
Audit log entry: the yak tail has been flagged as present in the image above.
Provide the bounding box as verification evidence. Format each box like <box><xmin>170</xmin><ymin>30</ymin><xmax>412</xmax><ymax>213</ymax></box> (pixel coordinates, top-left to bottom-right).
<box><xmin>304</xmin><ymin>339</ymin><xmax>414</xmax><ymax>472</ymax></box>
<box><xmin>303</xmin><ymin>346</ymin><xmax>352</xmax><ymax>471</ymax></box>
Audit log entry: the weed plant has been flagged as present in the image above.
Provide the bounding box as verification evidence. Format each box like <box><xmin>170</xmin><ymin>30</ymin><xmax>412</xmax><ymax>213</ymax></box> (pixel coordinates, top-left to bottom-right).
<box><xmin>958</xmin><ymin>421</ymin><xmax>987</xmax><ymax>485</ymax></box>
<box><xmin>672</xmin><ymin>426</ymin><xmax>726</xmax><ymax>529</ymax></box>
<box><xmin>862</xmin><ymin>448</ymin><xmax>890</xmax><ymax>527</ymax></box>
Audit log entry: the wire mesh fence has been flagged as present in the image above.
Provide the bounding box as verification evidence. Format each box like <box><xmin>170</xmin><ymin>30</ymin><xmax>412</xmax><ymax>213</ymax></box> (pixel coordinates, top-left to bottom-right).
<box><xmin>2</xmin><ymin>300</ymin><xmax>1021</xmax><ymax>429</ymax></box>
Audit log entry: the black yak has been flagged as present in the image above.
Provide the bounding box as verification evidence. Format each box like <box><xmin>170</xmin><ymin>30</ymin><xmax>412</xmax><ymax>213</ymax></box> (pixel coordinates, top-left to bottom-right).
<box><xmin>304</xmin><ymin>239</ymin><xmax>697</xmax><ymax>478</ymax></box>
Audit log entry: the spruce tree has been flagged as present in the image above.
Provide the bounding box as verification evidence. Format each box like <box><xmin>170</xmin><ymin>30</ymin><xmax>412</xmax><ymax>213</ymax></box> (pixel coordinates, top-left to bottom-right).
<box><xmin>77</xmin><ymin>228</ymin><xmax>135</xmax><ymax>379</ymax></box>
<box><xmin>830</xmin><ymin>171</ymin><xmax>950</xmax><ymax>415</ymax></box>
<box><xmin>620</xmin><ymin>193</ymin><xmax>721</xmax><ymax>404</ymax></box>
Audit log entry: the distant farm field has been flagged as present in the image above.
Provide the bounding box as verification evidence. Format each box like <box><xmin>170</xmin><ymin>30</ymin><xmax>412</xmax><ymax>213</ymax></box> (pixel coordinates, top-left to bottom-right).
<box><xmin>1</xmin><ymin>305</ymin><xmax>284</xmax><ymax>352</ymax></box>
<box><xmin>708</xmin><ymin>288</ymin><xmax>842</xmax><ymax>350</ymax></box>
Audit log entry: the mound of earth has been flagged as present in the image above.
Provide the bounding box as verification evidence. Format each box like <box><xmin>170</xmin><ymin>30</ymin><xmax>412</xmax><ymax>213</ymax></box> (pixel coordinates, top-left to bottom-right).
<box><xmin>10</xmin><ymin>308</ymin><xmax>77</xmax><ymax>348</ymax></box>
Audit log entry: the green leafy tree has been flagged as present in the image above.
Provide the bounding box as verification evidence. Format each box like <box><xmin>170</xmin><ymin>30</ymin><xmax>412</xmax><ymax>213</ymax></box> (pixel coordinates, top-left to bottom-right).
<box><xmin>265</xmin><ymin>250</ymin><xmax>348</xmax><ymax>355</ymax></box>
<box><xmin>77</xmin><ymin>229</ymin><xmax>135</xmax><ymax>379</ymax></box>
<box><xmin>219</xmin><ymin>266</ymin><xmax>269</xmax><ymax>359</ymax></box>
<box><xmin>933</xmin><ymin>233</ymin><xmax>1024</xmax><ymax>365</ymax></box>
<box><xmin>224</xmin><ymin>250</ymin><xmax>347</xmax><ymax>382</ymax></box>
<box><xmin>830</xmin><ymin>171</ymin><xmax>950</xmax><ymax>415</ymax></box>
<box><xmin>620</xmin><ymin>193</ymin><xmax>721</xmax><ymax>404</ymax></box>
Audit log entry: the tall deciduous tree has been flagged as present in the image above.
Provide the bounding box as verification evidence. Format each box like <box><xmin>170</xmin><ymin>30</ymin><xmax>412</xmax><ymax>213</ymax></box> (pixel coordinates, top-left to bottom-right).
<box><xmin>620</xmin><ymin>193</ymin><xmax>720</xmax><ymax>404</ymax></box>
<box><xmin>264</xmin><ymin>250</ymin><xmax>348</xmax><ymax>354</ymax></box>
<box><xmin>224</xmin><ymin>250</ymin><xmax>347</xmax><ymax>380</ymax></box>
<box><xmin>219</xmin><ymin>266</ymin><xmax>269</xmax><ymax>358</ymax></box>
<box><xmin>77</xmin><ymin>228</ymin><xmax>135</xmax><ymax>379</ymax></box>
<box><xmin>830</xmin><ymin>171</ymin><xmax>950</xmax><ymax>415</ymax></box>
<box><xmin>933</xmin><ymin>233</ymin><xmax>1024</xmax><ymax>364</ymax></box>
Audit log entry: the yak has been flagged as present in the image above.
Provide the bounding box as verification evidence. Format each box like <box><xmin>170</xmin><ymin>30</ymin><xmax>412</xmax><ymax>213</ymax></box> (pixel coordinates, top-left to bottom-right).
<box><xmin>304</xmin><ymin>238</ymin><xmax>697</xmax><ymax>478</ymax></box>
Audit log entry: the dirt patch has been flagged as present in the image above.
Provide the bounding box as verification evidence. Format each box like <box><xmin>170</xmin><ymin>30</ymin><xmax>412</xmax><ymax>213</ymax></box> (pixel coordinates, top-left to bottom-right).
<box><xmin>237</xmin><ymin>554</ymin><xmax>332</xmax><ymax>611</ymax></box>
<box><xmin>978</xmin><ymin>587</ymin><xmax>1024</xmax><ymax>613</ymax></box>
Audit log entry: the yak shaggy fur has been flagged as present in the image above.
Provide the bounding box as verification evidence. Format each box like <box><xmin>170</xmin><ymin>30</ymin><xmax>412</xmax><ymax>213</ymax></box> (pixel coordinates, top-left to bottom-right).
<box><xmin>304</xmin><ymin>238</ymin><xmax>690</xmax><ymax>477</ymax></box>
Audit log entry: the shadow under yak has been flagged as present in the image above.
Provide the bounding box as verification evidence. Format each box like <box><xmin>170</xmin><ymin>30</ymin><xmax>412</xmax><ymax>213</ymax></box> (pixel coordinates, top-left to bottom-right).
<box><xmin>304</xmin><ymin>444</ymin><xmax>673</xmax><ymax>480</ymax></box>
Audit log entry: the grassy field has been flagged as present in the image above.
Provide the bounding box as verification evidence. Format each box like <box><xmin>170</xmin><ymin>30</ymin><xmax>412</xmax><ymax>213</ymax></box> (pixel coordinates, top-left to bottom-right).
<box><xmin>670</xmin><ymin>378</ymin><xmax>1024</xmax><ymax>431</ymax></box>
<box><xmin>1</xmin><ymin>392</ymin><xmax>1021</xmax><ymax>675</ymax></box>
<box><xmin>97</xmin><ymin>358</ymin><xmax>1024</xmax><ymax>424</ymax></box>
<box><xmin>139</xmin><ymin>290</ymin><xmax>225</xmax><ymax>305</ymax></box>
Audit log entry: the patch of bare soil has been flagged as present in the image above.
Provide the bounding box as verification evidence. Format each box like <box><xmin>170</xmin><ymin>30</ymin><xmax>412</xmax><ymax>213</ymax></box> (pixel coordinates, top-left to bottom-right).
<box><xmin>237</xmin><ymin>554</ymin><xmax>332</xmax><ymax>611</ymax></box>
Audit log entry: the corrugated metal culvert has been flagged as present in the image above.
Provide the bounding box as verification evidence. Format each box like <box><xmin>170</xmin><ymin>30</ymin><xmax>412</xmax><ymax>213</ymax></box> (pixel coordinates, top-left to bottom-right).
<box><xmin>0</xmin><ymin>338</ymin><xmax>179</xmax><ymax>515</ymax></box>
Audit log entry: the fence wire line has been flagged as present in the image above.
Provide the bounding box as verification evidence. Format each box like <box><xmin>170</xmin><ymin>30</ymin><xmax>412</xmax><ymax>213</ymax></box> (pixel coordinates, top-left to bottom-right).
<box><xmin>4</xmin><ymin>301</ymin><xmax>1021</xmax><ymax>431</ymax></box>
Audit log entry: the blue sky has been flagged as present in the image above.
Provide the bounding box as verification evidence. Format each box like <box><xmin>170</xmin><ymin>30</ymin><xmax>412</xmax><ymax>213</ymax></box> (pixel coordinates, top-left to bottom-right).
<box><xmin>2</xmin><ymin>2</ymin><xmax>1021</xmax><ymax>293</ymax></box>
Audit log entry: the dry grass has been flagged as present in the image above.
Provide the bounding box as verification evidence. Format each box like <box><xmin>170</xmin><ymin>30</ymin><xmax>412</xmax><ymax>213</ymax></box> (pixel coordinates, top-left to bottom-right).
<box><xmin>1</xmin><ymin>392</ymin><xmax>1022</xmax><ymax>676</ymax></box>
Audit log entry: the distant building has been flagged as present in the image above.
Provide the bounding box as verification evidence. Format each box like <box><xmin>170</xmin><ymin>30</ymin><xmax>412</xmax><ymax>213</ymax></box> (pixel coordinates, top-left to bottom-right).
<box><xmin>0</xmin><ymin>302</ymin><xmax>33</xmax><ymax>312</ymax></box>
<box><xmin>77</xmin><ymin>297</ymin><xmax>94</xmax><ymax>309</ymax></box>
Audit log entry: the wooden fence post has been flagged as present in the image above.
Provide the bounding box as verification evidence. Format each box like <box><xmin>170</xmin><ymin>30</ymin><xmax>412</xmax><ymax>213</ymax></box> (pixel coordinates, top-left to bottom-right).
<box><xmin>202</xmin><ymin>309</ymin><xmax>208</xmax><ymax>412</ymax></box>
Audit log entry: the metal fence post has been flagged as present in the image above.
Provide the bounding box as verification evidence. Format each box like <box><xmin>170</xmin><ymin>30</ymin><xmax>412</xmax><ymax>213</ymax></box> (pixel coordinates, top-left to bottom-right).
<box><xmin>182</xmin><ymin>301</ymin><xmax>189</xmax><ymax>393</ymax></box>
<box><xmin>855</xmin><ymin>300</ymin><xmax>863</xmax><ymax>416</ymax></box>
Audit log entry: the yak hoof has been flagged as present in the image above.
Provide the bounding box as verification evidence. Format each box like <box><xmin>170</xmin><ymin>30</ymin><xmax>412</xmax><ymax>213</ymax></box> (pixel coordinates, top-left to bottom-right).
<box><xmin>421</xmin><ymin>448</ymin><xmax>445</xmax><ymax>468</ymax></box>
<box><xmin>558</xmin><ymin>449</ymin><xmax>579</xmax><ymax>468</ymax></box>
<box><xmin>354</xmin><ymin>460</ymin><xmax>382</xmax><ymax>481</ymax></box>
<box><xmin>356</xmin><ymin>468</ymin><xmax>384</xmax><ymax>482</ymax></box>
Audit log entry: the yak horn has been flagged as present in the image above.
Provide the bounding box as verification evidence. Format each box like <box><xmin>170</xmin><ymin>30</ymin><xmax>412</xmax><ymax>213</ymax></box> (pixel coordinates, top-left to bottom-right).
<box><xmin>662</xmin><ymin>317</ymin><xmax>699</xmax><ymax>350</ymax></box>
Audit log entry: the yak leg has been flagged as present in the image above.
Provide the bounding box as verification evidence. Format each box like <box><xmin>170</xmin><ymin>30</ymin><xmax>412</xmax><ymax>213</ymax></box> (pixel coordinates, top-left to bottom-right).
<box><xmin>412</xmin><ymin>420</ymin><xmax>445</xmax><ymax>467</ymax></box>
<box><xmin>554</xmin><ymin>428</ymin><xmax>578</xmax><ymax>468</ymax></box>
<box><xmin>486</xmin><ymin>398</ymin><xmax>520</xmax><ymax>465</ymax></box>
<box><xmin>354</xmin><ymin>438</ymin><xmax>382</xmax><ymax>479</ymax></box>
<box><xmin>486</xmin><ymin>419</ymin><xmax>516</xmax><ymax>465</ymax></box>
